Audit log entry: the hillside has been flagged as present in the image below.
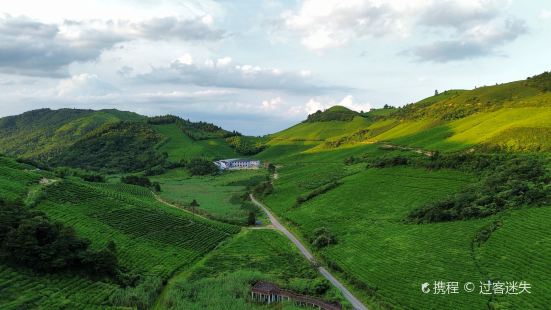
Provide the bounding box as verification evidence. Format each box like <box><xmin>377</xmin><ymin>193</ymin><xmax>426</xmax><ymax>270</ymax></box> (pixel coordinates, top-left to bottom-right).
<box><xmin>257</xmin><ymin>72</ymin><xmax>551</xmax><ymax>160</ymax></box>
<box><xmin>0</xmin><ymin>109</ymin><xmax>254</xmax><ymax>172</ymax></box>
<box><xmin>1</xmin><ymin>72</ymin><xmax>551</xmax><ymax>310</ymax></box>
<box><xmin>250</xmin><ymin>72</ymin><xmax>551</xmax><ymax>310</ymax></box>
<box><xmin>0</xmin><ymin>155</ymin><xmax>240</xmax><ymax>308</ymax></box>
<box><xmin>0</xmin><ymin>108</ymin><xmax>144</xmax><ymax>161</ymax></box>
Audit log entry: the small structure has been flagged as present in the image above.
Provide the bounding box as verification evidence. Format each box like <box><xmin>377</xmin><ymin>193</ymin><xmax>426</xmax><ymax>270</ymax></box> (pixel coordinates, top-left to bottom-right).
<box><xmin>213</xmin><ymin>158</ymin><xmax>261</xmax><ymax>170</ymax></box>
<box><xmin>251</xmin><ymin>281</ymin><xmax>342</xmax><ymax>310</ymax></box>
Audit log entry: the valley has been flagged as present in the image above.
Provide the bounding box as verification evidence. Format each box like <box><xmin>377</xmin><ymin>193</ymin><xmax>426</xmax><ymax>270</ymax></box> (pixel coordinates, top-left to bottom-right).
<box><xmin>1</xmin><ymin>72</ymin><xmax>550</xmax><ymax>309</ymax></box>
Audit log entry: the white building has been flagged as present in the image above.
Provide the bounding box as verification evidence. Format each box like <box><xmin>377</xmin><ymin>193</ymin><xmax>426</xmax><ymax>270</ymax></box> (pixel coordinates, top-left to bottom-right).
<box><xmin>214</xmin><ymin>158</ymin><xmax>261</xmax><ymax>170</ymax></box>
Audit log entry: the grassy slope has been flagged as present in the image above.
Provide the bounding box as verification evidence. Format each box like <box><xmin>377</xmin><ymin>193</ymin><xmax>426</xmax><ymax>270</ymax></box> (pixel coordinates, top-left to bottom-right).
<box><xmin>258</xmin><ymin>143</ymin><xmax>551</xmax><ymax>309</ymax></box>
<box><xmin>151</xmin><ymin>168</ymin><xmax>267</xmax><ymax>224</ymax></box>
<box><xmin>0</xmin><ymin>156</ymin><xmax>239</xmax><ymax>309</ymax></box>
<box><xmin>256</xmin><ymin>76</ymin><xmax>551</xmax><ymax>159</ymax></box>
<box><xmin>270</xmin><ymin>116</ymin><xmax>371</xmax><ymax>142</ymax></box>
<box><xmin>153</xmin><ymin>123</ymin><xmax>238</xmax><ymax>161</ymax></box>
<box><xmin>370</xmin><ymin>107</ymin><xmax>551</xmax><ymax>152</ymax></box>
<box><xmin>156</xmin><ymin>229</ymin><xmax>345</xmax><ymax>309</ymax></box>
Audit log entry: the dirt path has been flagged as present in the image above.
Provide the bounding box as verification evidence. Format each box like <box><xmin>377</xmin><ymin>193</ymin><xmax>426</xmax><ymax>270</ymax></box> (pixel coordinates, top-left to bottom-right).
<box><xmin>151</xmin><ymin>191</ymin><xmax>210</xmax><ymax>221</ymax></box>
<box><xmin>249</xmin><ymin>194</ymin><xmax>368</xmax><ymax>310</ymax></box>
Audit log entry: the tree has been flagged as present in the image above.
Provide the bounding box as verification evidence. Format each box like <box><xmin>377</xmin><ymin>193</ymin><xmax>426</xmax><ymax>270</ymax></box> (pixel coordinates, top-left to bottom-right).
<box><xmin>268</xmin><ymin>163</ymin><xmax>276</xmax><ymax>174</ymax></box>
<box><xmin>435</xmin><ymin>89</ymin><xmax>439</xmax><ymax>96</ymax></box>
<box><xmin>247</xmin><ymin>211</ymin><xmax>256</xmax><ymax>226</ymax></box>
<box><xmin>190</xmin><ymin>199</ymin><xmax>199</xmax><ymax>217</ymax></box>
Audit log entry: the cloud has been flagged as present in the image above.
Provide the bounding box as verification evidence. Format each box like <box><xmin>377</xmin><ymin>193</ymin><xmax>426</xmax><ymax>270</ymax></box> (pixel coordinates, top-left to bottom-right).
<box><xmin>57</xmin><ymin>73</ymin><xmax>117</xmax><ymax>97</ymax></box>
<box><xmin>540</xmin><ymin>10</ymin><xmax>551</xmax><ymax>20</ymax></box>
<box><xmin>0</xmin><ymin>15</ymin><xmax>224</xmax><ymax>77</ymax></box>
<box><xmin>410</xmin><ymin>18</ymin><xmax>528</xmax><ymax>62</ymax></box>
<box><xmin>419</xmin><ymin>0</ymin><xmax>506</xmax><ymax>30</ymax></box>
<box><xmin>275</xmin><ymin>0</ymin><xmax>527</xmax><ymax>61</ymax></box>
<box><xmin>278</xmin><ymin>0</ymin><xmax>404</xmax><ymax>50</ymax></box>
<box><xmin>261</xmin><ymin>97</ymin><xmax>283</xmax><ymax>110</ymax></box>
<box><xmin>138</xmin><ymin>56</ymin><xmax>346</xmax><ymax>94</ymax></box>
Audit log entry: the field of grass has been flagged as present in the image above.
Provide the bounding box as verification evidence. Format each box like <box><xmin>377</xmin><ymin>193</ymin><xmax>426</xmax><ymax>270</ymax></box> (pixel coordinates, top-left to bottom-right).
<box><xmin>258</xmin><ymin>143</ymin><xmax>551</xmax><ymax>309</ymax></box>
<box><xmin>152</xmin><ymin>168</ymin><xmax>268</xmax><ymax>224</ymax></box>
<box><xmin>0</xmin><ymin>157</ymin><xmax>240</xmax><ymax>309</ymax></box>
<box><xmin>269</xmin><ymin>116</ymin><xmax>372</xmax><ymax>142</ymax></box>
<box><xmin>156</xmin><ymin>229</ymin><xmax>346</xmax><ymax>309</ymax></box>
<box><xmin>153</xmin><ymin>123</ymin><xmax>238</xmax><ymax>161</ymax></box>
<box><xmin>370</xmin><ymin>107</ymin><xmax>551</xmax><ymax>152</ymax></box>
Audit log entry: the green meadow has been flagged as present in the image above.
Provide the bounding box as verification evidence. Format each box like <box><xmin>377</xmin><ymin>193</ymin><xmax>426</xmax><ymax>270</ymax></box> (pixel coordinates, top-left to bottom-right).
<box><xmin>156</xmin><ymin>229</ymin><xmax>346</xmax><ymax>309</ymax></box>
<box><xmin>153</xmin><ymin>123</ymin><xmax>238</xmax><ymax>161</ymax></box>
<box><xmin>152</xmin><ymin>168</ymin><xmax>268</xmax><ymax>224</ymax></box>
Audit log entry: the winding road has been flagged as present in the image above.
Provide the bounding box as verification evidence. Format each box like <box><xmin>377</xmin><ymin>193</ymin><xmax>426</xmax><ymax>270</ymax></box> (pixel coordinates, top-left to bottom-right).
<box><xmin>249</xmin><ymin>194</ymin><xmax>368</xmax><ymax>310</ymax></box>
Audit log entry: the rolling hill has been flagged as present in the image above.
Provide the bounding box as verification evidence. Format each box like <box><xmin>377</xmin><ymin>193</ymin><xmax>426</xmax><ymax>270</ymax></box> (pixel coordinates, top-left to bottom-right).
<box><xmin>0</xmin><ymin>110</ymin><xmax>251</xmax><ymax>172</ymax></box>
<box><xmin>250</xmin><ymin>72</ymin><xmax>551</xmax><ymax>309</ymax></box>
<box><xmin>1</xmin><ymin>72</ymin><xmax>551</xmax><ymax>310</ymax></box>
<box><xmin>258</xmin><ymin>71</ymin><xmax>551</xmax><ymax>160</ymax></box>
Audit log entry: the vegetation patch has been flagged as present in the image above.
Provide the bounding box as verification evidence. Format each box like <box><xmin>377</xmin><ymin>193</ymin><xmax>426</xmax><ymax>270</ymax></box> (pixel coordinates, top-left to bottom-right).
<box><xmin>53</xmin><ymin>121</ymin><xmax>166</xmax><ymax>172</ymax></box>
<box><xmin>305</xmin><ymin>106</ymin><xmax>361</xmax><ymax>122</ymax></box>
<box><xmin>408</xmin><ymin>157</ymin><xmax>550</xmax><ymax>223</ymax></box>
<box><xmin>295</xmin><ymin>181</ymin><xmax>341</xmax><ymax>207</ymax></box>
<box><xmin>0</xmin><ymin>200</ymin><xmax>119</xmax><ymax>277</ymax></box>
<box><xmin>182</xmin><ymin>158</ymin><xmax>219</xmax><ymax>176</ymax></box>
<box><xmin>226</xmin><ymin>135</ymin><xmax>267</xmax><ymax>155</ymax></box>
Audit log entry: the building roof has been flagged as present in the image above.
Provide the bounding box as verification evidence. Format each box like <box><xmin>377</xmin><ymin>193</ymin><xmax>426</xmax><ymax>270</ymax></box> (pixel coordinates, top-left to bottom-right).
<box><xmin>252</xmin><ymin>281</ymin><xmax>280</xmax><ymax>294</ymax></box>
<box><xmin>251</xmin><ymin>281</ymin><xmax>342</xmax><ymax>310</ymax></box>
<box><xmin>215</xmin><ymin>158</ymin><xmax>260</xmax><ymax>163</ymax></box>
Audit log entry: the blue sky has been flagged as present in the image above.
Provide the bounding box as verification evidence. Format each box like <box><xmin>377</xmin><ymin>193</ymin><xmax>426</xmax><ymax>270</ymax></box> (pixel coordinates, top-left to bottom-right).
<box><xmin>0</xmin><ymin>0</ymin><xmax>549</xmax><ymax>135</ymax></box>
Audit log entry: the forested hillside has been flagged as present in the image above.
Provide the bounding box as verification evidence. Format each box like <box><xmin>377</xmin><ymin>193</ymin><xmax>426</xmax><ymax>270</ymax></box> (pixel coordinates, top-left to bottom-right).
<box><xmin>0</xmin><ymin>109</ymin><xmax>258</xmax><ymax>172</ymax></box>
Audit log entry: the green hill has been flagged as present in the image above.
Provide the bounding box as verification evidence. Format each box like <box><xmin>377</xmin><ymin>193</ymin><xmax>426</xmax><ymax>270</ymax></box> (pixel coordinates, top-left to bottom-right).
<box><xmin>0</xmin><ymin>108</ymin><xmax>144</xmax><ymax>161</ymax></box>
<box><xmin>257</xmin><ymin>72</ymin><xmax>551</xmax><ymax>160</ymax></box>
<box><xmin>250</xmin><ymin>72</ymin><xmax>551</xmax><ymax>310</ymax></box>
<box><xmin>0</xmin><ymin>155</ymin><xmax>240</xmax><ymax>309</ymax></box>
<box><xmin>0</xmin><ymin>109</ymin><xmax>254</xmax><ymax>172</ymax></box>
<box><xmin>152</xmin><ymin>123</ymin><xmax>238</xmax><ymax>161</ymax></box>
<box><xmin>2</xmin><ymin>72</ymin><xmax>551</xmax><ymax>310</ymax></box>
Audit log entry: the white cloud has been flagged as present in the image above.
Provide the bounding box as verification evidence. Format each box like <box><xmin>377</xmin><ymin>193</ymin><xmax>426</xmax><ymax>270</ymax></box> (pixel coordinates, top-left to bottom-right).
<box><xmin>177</xmin><ymin>53</ymin><xmax>194</xmax><ymax>65</ymax></box>
<box><xmin>277</xmin><ymin>0</ymin><xmax>525</xmax><ymax>61</ymax></box>
<box><xmin>281</xmin><ymin>0</ymin><xmax>406</xmax><ymax>50</ymax></box>
<box><xmin>216</xmin><ymin>57</ymin><xmax>232</xmax><ymax>67</ymax></box>
<box><xmin>261</xmin><ymin>97</ymin><xmax>283</xmax><ymax>110</ymax></box>
<box><xmin>0</xmin><ymin>15</ymin><xmax>224</xmax><ymax>77</ymax></box>
<box><xmin>57</xmin><ymin>73</ymin><xmax>117</xmax><ymax>97</ymax></box>
<box><xmin>540</xmin><ymin>10</ymin><xmax>551</xmax><ymax>20</ymax></box>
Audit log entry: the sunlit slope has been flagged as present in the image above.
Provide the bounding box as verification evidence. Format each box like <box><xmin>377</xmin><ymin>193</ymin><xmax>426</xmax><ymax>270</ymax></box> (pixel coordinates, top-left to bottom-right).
<box><xmin>270</xmin><ymin>116</ymin><xmax>372</xmax><ymax>142</ymax></box>
<box><xmin>153</xmin><ymin>123</ymin><xmax>238</xmax><ymax>161</ymax></box>
<box><xmin>302</xmin><ymin>73</ymin><xmax>551</xmax><ymax>154</ymax></box>
<box><xmin>258</xmin><ymin>107</ymin><xmax>374</xmax><ymax>160</ymax></box>
<box><xmin>367</xmin><ymin>107</ymin><xmax>551</xmax><ymax>152</ymax></box>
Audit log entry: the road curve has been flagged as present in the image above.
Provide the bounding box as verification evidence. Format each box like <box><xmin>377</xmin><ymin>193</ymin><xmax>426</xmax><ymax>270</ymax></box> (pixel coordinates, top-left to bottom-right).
<box><xmin>250</xmin><ymin>194</ymin><xmax>368</xmax><ymax>310</ymax></box>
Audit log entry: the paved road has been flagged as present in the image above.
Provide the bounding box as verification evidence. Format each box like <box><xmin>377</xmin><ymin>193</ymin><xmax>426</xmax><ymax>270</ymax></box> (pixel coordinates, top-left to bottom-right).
<box><xmin>250</xmin><ymin>194</ymin><xmax>368</xmax><ymax>310</ymax></box>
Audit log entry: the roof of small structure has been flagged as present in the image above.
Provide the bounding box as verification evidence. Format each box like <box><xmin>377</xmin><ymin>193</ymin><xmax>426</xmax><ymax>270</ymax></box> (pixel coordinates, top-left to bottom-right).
<box><xmin>252</xmin><ymin>281</ymin><xmax>280</xmax><ymax>293</ymax></box>
<box><xmin>216</xmin><ymin>158</ymin><xmax>260</xmax><ymax>163</ymax></box>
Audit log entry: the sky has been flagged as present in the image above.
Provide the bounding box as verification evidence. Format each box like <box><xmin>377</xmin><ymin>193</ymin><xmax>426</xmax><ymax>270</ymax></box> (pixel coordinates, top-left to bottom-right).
<box><xmin>0</xmin><ymin>0</ymin><xmax>549</xmax><ymax>135</ymax></box>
